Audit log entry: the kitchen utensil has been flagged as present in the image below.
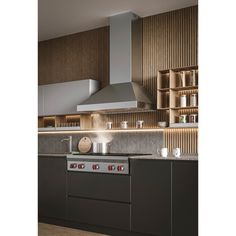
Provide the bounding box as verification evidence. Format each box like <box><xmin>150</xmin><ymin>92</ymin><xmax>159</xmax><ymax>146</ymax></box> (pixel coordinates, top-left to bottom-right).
<box><xmin>180</xmin><ymin>94</ymin><xmax>187</xmax><ymax>107</ymax></box>
<box><xmin>158</xmin><ymin>121</ymin><xmax>168</xmax><ymax>127</ymax></box>
<box><xmin>189</xmin><ymin>114</ymin><xmax>198</xmax><ymax>123</ymax></box>
<box><xmin>179</xmin><ymin>114</ymin><xmax>187</xmax><ymax>123</ymax></box>
<box><xmin>120</xmin><ymin>121</ymin><xmax>128</xmax><ymax>129</ymax></box>
<box><xmin>106</xmin><ymin>121</ymin><xmax>113</xmax><ymax>129</ymax></box>
<box><xmin>173</xmin><ymin>148</ymin><xmax>181</xmax><ymax>158</ymax></box>
<box><xmin>78</xmin><ymin>136</ymin><xmax>92</xmax><ymax>153</ymax></box>
<box><xmin>92</xmin><ymin>142</ymin><xmax>110</xmax><ymax>154</ymax></box>
<box><xmin>136</xmin><ymin>120</ymin><xmax>144</xmax><ymax>129</ymax></box>
<box><xmin>157</xmin><ymin>147</ymin><xmax>168</xmax><ymax>158</ymax></box>
<box><xmin>190</xmin><ymin>94</ymin><xmax>198</xmax><ymax>107</ymax></box>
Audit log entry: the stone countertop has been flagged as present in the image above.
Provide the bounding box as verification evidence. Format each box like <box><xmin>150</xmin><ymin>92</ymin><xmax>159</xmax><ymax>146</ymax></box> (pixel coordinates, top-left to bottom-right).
<box><xmin>128</xmin><ymin>154</ymin><xmax>198</xmax><ymax>161</ymax></box>
<box><xmin>38</xmin><ymin>153</ymin><xmax>198</xmax><ymax>161</ymax></box>
<box><xmin>38</xmin><ymin>153</ymin><xmax>68</xmax><ymax>157</ymax></box>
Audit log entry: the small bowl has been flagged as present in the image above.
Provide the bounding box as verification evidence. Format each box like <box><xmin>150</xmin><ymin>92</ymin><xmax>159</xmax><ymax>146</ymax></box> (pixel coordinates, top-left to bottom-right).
<box><xmin>158</xmin><ymin>121</ymin><xmax>168</xmax><ymax>128</ymax></box>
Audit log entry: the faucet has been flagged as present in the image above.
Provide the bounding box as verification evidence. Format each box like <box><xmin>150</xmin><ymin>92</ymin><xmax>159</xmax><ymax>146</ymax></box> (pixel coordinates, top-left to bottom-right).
<box><xmin>61</xmin><ymin>136</ymin><xmax>73</xmax><ymax>153</ymax></box>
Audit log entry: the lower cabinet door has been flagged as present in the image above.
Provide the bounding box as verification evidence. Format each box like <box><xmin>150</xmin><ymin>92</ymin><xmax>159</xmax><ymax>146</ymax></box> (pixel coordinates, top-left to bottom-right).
<box><xmin>38</xmin><ymin>157</ymin><xmax>66</xmax><ymax>219</ymax></box>
<box><xmin>67</xmin><ymin>197</ymin><xmax>130</xmax><ymax>230</ymax></box>
<box><xmin>172</xmin><ymin>161</ymin><xmax>198</xmax><ymax>236</ymax></box>
<box><xmin>131</xmin><ymin>160</ymin><xmax>171</xmax><ymax>236</ymax></box>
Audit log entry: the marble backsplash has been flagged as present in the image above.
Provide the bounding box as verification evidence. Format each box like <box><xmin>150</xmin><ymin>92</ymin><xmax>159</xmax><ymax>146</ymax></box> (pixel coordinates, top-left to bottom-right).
<box><xmin>38</xmin><ymin>131</ymin><xmax>163</xmax><ymax>154</ymax></box>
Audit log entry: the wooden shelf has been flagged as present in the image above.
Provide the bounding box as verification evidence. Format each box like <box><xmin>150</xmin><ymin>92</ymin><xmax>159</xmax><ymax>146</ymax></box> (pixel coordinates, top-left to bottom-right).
<box><xmin>157</xmin><ymin>108</ymin><xmax>169</xmax><ymax>111</ymax></box>
<box><xmin>38</xmin><ymin>127</ymin><xmax>165</xmax><ymax>134</ymax></box>
<box><xmin>38</xmin><ymin>126</ymin><xmax>199</xmax><ymax>134</ymax></box>
<box><xmin>157</xmin><ymin>88</ymin><xmax>169</xmax><ymax>92</ymax></box>
<box><xmin>170</xmin><ymin>86</ymin><xmax>198</xmax><ymax>91</ymax></box>
<box><xmin>38</xmin><ymin>114</ymin><xmax>93</xmax><ymax>130</ymax></box>
<box><xmin>38</xmin><ymin>127</ymin><xmax>81</xmax><ymax>132</ymax></box>
<box><xmin>157</xmin><ymin>66</ymin><xmax>199</xmax><ymax>126</ymax></box>
<box><xmin>171</xmin><ymin>106</ymin><xmax>198</xmax><ymax>110</ymax></box>
<box><xmin>169</xmin><ymin>123</ymin><xmax>198</xmax><ymax>128</ymax></box>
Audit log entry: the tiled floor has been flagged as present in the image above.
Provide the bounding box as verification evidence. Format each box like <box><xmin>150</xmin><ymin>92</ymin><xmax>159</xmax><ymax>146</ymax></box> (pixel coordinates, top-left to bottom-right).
<box><xmin>38</xmin><ymin>223</ymin><xmax>107</xmax><ymax>236</ymax></box>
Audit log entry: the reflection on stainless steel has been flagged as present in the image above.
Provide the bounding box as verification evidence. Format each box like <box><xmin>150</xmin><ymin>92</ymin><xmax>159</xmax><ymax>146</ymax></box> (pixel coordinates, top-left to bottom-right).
<box><xmin>77</xmin><ymin>12</ymin><xmax>155</xmax><ymax>112</ymax></box>
<box><xmin>120</xmin><ymin>121</ymin><xmax>128</xmax><ymax>129</ymax></box>
<box><xmin>61</xmin><ymin>136</ymin><xmax>72</xmax><ymax>153</ymax></box>
<box><xmin>106</xmin><ymin>121</ymin><xmax>113</xmax><ymax>129</ymax></box>
<box><xmin>136</xmin><ymin>120</ymin><xmax>144</xmax><ymax>129</ymax></box>
<box><xmin>67</xmin><ymin>154</ymin><xmax>129</xmax><ymax>175</ymax></box>
<box><xmin>92</xmin><ymin>142</ymin><xmax>110</xmax><ymax>154</ymax></box>
<box><xmin>67</xmin><ymin>153</ymin><xmax>150</xmax><ymax>175</ymax></box>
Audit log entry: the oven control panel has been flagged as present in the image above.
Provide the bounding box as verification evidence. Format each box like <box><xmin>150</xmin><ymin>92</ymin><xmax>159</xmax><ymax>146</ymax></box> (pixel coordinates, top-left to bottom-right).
<box><xmin>67</xmin><ymin>161</ymin><xmax>129</xmax><ymax>175</ymax></box>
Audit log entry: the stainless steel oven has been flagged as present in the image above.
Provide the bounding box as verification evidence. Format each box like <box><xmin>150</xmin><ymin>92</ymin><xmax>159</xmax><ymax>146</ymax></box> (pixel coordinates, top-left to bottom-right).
<box><xmin>66</xmin><ymin>153</ymin><xmax>149</xmax><ymax>175</ymax></box>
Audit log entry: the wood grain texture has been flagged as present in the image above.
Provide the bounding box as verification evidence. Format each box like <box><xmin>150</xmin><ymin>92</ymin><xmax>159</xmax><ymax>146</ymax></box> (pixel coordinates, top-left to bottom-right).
<box><xmin>164</xmin><ymin>128</ymin><xmax>198</xmax><ymax>154</ymax></box>
<box><xmin>38</xmin><ymin>223</ymin><xmax>105</xmax><ymax>236</ymax></box>
<box><xmin>142</xmin><ymin>6</ymin><xmax>198</xmax><ymax>101</ymax></box>
<box><xmin>90</xmin><ymin>111</ymin><xmax>168</xmax><ymax>129</ymax></box>
<box><xmin>38</xmin><ymin>6</ymin><xmax>198</xmax><ymax>125</ymax></box>
<box><xmin>38</xmin><ymin>27</ymin><xmax>109</xmax><ymax>88</ymax></box>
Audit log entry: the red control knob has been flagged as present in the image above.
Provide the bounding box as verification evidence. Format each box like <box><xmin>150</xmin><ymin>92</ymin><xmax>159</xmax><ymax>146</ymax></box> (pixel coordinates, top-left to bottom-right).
<box><xmin>108</xmin><ymin>165</ymin><xmax>115</xmax><ymax>171</ymax></box>
<box><xmin>78</xmin><ymin>164</ymin><xmax>85</xmax><ymax>169</ymax></box>
<box><xmin>70</xmin><ymin>163</ymin><xmax>77</xmax><ymax>169</ymax></box>
<box><xmin>117</xmin><ymin>165</ymin><xmax>125</xmax><ymax>171</ymax></box>
<box><xmin>92</xmin><ymin>164</ymin><xmax>99</xmax><ymax>170</ymax></box>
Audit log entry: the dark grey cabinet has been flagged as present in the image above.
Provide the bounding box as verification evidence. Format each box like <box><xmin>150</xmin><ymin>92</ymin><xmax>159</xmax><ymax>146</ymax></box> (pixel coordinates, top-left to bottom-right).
<box><xmin>67</xmin><ymin>197</ymin><xmax>130</xmax><ymax>230</ymax></box>
<box><xmin>38</xmin><ymin>156</ymin><xmax>198</xmax><ymax>236</ymax></box>
<box><xmin>131</xmin><ymin>159</ymin><xmax>198</xmax><ymax>236</ymax></box>
<box><xmin>172</xmin><ymin>161</ymin><xmax>198</xmax><ymax>236</ymax></box>
<box><xmin>67</xmin><ymin>172</ymin><xmax>131</xmax><ymax>230</ymax></box>
<box><xmin>68</xmin><ymin>172</ymin><xmax>130</xmax><ymax>203</ymax></box>
<box><xmin>131</xmin><ymin>160</ymin><xmax>172</xmax><ymax>236</ymax></box>
<box><xmin>38</xmin><ymin>156</ymin><xmax>66</xmax><ymax>219</ymax></box>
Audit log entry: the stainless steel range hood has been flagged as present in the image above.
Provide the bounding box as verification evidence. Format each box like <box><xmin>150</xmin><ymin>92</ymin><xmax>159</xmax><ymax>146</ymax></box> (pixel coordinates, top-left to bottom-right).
<box><xmin>77</xmin><ymin>12</ymin><xmax>155</xmax><ymax>113</ymax></box>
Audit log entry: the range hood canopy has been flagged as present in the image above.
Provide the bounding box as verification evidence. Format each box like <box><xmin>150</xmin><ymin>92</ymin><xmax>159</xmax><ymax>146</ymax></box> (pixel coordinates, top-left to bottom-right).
<box><xmin>77</xmin><ymin>12</ymin><xmax>155</xmax><ymax>113</ymax></box>
<box><xmin>77</xmin><ymin>82</ymin><xmax>154</xmax><ymax>112</ymax></box>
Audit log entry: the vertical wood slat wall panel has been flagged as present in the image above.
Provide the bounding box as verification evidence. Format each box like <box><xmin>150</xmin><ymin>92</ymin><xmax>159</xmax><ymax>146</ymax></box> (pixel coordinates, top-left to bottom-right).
<box><xmin>142</xmin><ymin>6</ymin><xmax>198</xmax><ymax>101</ymax></box>
<box><xmin>93</xmin><ymin>111</ymin><xmax>167</xmax><ymax>129</ymax></box>
<box><xmin>38</xmin><ymin>6</ymin><xmax>197</xmax><ymax>127</ymax></box>
<box><xmin>164</xmin><ymin>128</ymin><xmax>198</xmax><ymax>154</ymax></box>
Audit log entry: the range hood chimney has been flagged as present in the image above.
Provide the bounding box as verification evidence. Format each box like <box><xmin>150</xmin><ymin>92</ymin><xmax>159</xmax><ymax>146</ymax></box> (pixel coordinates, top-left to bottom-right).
<box><xmin>77</xmin><ymin>12</ymin><xmax>155</xmax><ymax>113</ymax></box>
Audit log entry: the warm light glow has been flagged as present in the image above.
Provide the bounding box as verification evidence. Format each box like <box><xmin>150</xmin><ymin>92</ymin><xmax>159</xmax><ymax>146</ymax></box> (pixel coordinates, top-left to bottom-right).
<box><xmin>38</xmin><ymin>128</ymin><xmax>165</xmax><ymax>134</ymax></box>
<box><xmin>38</xmin><ymin>127</ymin><xmax>198</xmax><ymax>135</ymax></box>
<box><xmin>65</xmin><ymin>115</ymin><xmax>81</xmax><ymax>119</ymax></box>
<box><xmin>43</xmin><ymin>116</ymin><xmax>56</xmax><ymax>119</ymax></box>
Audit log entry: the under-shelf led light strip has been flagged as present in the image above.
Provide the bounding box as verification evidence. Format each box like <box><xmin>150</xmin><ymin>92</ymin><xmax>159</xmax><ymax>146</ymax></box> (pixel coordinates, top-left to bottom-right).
<box><xmin>38</xmin><ymin>128</ymin><xmax>165</xmax><ymax>134</ymax></box>
<box><xmin>38</xmin><ymin>127</ymin><xmax>198</xmax><ymax>135</ymax></box>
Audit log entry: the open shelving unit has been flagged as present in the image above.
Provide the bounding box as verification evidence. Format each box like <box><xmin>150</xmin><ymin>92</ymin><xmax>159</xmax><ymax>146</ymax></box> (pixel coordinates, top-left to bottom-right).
<box><xmin>38</xmin><ymin>115</ymin><xmax>80</xmax><ymax>131</ymax></box>
<box><xmin>157</xmin><ymin>66</ymin><xmax>198</xmax><ymax>128</ymax></box>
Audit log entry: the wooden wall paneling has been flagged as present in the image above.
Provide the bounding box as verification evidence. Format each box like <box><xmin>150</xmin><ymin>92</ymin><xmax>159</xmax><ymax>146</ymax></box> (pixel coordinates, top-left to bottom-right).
<box><xmin>38</xmin><ymin>27</ymin><xmax>109</xmax><ymax>87</ymax></box>
<box><xmin>97</xmin><ymin>111</ymin><xmax>163</xmax><ymax>129</ymax></box>
<box><xmin>142</xmin><ymin>6</ymin><xmax>198</xmax><ymax>99</ymax></box>
<box><xmin>38</xmin><ymin>6</ymin><xmax>198</xmax><ymax>131</ymax></box>
<box><xmin>99</xmin><ymin>27</ymin><xmax>110</xmax><ymax>88</ymax></box>
<box><xmin>164</xmin><ymin>128</ymin><xmax>198</xmax><ymax>154</ymax></box>
<box><xmin>80</xmin><ymin>114</ymin><xmax>92</xmax><ymax>129</ymax></box>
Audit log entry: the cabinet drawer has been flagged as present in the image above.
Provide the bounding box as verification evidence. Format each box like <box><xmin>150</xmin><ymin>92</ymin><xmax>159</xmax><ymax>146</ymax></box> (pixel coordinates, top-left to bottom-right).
<box><xmin>67</xmin><ymin>172</ymin><xmax>130</xmax><ymax>203</ymax></box>
<box><xmin>67</xmin><ymin>197</ymin><xmax>130</xmax><ymax>230</ymax></box>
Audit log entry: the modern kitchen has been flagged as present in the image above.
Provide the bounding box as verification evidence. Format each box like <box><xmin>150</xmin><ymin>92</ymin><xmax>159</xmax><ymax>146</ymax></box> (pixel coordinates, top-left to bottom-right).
<box><xmin>38</xmin><ymin>1</ymin><xmax>198</xmax><ymax>236</ymax></box>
